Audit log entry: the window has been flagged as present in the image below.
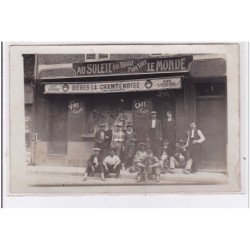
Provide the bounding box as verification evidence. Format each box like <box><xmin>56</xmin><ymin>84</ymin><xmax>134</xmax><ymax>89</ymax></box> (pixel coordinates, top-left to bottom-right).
<box><xmin>83</xmin><ymin>93</ymin><xmax>134</xmax><ymax>136</ymax></box>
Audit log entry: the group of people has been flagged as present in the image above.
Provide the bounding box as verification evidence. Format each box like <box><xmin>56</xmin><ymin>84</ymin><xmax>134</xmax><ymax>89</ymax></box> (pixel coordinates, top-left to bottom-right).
<box><xmin>83</xmin><ymin>110</ymin><xmax>205</xmax><ymax>182</ymax></box>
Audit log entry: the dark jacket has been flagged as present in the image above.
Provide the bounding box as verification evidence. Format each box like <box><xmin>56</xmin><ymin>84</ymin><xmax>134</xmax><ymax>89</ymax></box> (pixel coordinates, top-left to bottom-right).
<box><xmin>124</xmin><ymin>130</ymin><xmax>138</xmax><ymax>147</ymax></box>
<box><xmin>146</xmin><ymin>119</ymin><xmax>163</xmax><ymax>139</ymax></box>
<box><xmin>94</xmin><ymin>130</ymin><xmax>112</xmax><ymax>149</ymax></box>
<box><xmin>87</xmin><ymin>154</ymin><xmax>103</xmax><ymax>167</ymax></box>
<box><xmin>162</xmin><ymin>118</ymin><xmax>176</xmax><ymax>143</ymax></box>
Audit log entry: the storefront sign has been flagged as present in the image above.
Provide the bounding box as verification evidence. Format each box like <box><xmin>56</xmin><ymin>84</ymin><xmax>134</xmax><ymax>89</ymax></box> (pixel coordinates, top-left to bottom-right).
<box><xmin>72</xmin><ymin>56</ymin><xmax>192</xmax><ymax>77</ymax></box>
<box><xmin>44</xmin><ymin>77</ymin><xmax>182</xmax><ymax>94</ymax></box>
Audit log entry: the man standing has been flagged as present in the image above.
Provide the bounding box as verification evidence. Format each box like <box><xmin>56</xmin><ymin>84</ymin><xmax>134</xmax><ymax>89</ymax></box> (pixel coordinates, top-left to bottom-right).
<box><xmin>94</xmin><ymin>123</ymin><xmax>111</xmax><ymax>157</ymax></box>
<box><xmin>111</xmin><ymin>122</ymin><xmax>125</xmax><ymax>158</ymax></box>
<box><xmin>123</xmin><ymin>122</ymin><xmax>138</xmax><ymax>169</ymax></box>
<box><xmin>162</xmin><ymin>110</ymin><xmax>176</xmax><ymax>155</ymax></box>
<box><xmin>146</xmin><ymin>111</ymin><xmax>163</xmax><ymax>158</ymax></box>
<box><xmin>184</xmin><ymin>121</ymin><xmax>205</xmax><ymax>173</ymax></box>
<box><xmin>103</xmin><ymin>148</ymin><xmax>122</xmax><ymax>178</ymax></box>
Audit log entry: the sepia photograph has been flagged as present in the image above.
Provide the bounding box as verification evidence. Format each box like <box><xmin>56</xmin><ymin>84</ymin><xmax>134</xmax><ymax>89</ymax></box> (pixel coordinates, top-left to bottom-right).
<box><xmin>5</xmin><ymin>43</ymin><xmax>241</xmax><ymax>194</ymax></box>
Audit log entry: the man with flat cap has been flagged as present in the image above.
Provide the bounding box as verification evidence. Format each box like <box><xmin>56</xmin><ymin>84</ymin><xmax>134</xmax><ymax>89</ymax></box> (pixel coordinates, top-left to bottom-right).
<box><xmin>94</xmin><ymin>123</ymin><xmax>111</xmax><ymax>158</ymax></box>
<box><xmin>146</xmin><ymin>111</ymin><xmax>163</xmax><ymax>158</ymax></box>
<box><xmin>83</xmin><ymin>147</ymin><xmax>105</xmax><ymax>181</ymax></box>
<box><xmin>123</xmin><ymin>122</ymin><xmax>138</xmax><ymax>169</ymax></box>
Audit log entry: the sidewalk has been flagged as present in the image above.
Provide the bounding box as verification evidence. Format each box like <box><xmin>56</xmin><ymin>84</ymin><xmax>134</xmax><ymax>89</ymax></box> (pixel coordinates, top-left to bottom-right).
<box><xmin>26</xmin><ymin>165</ymin><xmax>228</xmax><ymax>186</ymax></box>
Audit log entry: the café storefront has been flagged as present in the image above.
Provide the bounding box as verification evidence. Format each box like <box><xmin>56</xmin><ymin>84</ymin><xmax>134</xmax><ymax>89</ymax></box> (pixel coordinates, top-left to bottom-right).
<box><xmin>25</xmin><ymin>54</ymin><xmax>227</xmax><ymax>172</ymax></box>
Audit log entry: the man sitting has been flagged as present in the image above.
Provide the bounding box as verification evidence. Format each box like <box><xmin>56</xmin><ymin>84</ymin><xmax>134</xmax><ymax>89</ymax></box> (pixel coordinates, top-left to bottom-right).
<box><xmin>103</xmin><ymin>148</ymin><xmax>121</xmax><ymax>178</ymax></box>
<box><xmin>169</xmin><ymin>140</ymin><xmax>193</xmax><ymax>174</ymax></box>
<box><xmin>82</xmin><ymin>148</ymin><xmax>105</xmax><ymax>181</ymax></box>
<box><xmin>137</xmin><ymin>149</ymin><xmax>161</xmax><ymax>183</ymax></box>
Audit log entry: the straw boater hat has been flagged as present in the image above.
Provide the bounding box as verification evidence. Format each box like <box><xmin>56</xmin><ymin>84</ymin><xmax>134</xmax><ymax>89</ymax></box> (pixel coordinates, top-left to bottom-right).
<box><xmin>140</xmin><ymin>142</ymin><xmax>147</xmax><ymax>146</ymax></box>
<box><xmin>150</xmin><ymin>111</ymin><xmax>157</xmax><ymax>115</ymax></box>
<box><xmin>99</xmin><ymin>123</ymin><xmax>106</xmax><ymax>127</ymax></box>
<box><xmin>92</xmin><ymin>148</ymin><xmax>101</xmax><ymax>152</ymax></box>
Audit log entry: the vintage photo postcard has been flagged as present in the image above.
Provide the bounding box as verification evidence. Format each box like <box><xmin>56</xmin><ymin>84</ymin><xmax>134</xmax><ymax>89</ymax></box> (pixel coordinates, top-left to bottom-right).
<box><xmin>4</xmin><ymin>43</ymin><xmax>242</xmax><ymax>195</ymax></box>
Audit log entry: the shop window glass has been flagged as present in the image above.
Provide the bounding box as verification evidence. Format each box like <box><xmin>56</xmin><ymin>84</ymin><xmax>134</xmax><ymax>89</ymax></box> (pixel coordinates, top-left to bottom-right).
<box><xmin>84</xmin><ymin>94</ymin><xmax>134</xmax><ymax>135</ymax></box>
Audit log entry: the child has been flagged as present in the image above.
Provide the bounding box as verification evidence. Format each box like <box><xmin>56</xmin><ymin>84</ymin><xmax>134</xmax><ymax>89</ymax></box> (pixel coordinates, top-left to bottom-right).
<box><xmin>137</xmin><ymin>149</ymin><xmax>161</xmax><ymax>182</ymax></box>
<box><xmin>82</xmin><ymin>148</ymin><xmax>105</xmax><ymax>181</ymax></box>
<box><xmin>160</xmin><ymin>140</ymin><xmax>171</xmax><ymax>173</ymax></box>
<box><xmin>132</xmin><ymin>142</ymin><xmax>147</xmax><ymax>173</ymax></box>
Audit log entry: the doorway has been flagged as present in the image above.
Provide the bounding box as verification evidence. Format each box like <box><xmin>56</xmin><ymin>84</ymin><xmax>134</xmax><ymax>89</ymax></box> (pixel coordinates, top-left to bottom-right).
<box><xmin>196</xmin><ymin>97</ymin><xmax>226</xmax><ymax>171</ymax></box>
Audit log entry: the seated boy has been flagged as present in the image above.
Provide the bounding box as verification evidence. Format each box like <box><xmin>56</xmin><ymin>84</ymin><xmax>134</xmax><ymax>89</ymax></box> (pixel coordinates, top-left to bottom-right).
<box><xmin>82</xmin><ymin>148</ymin><xmax>105</xmax><ymax>181</ymax></box>
<box><xmin>137</xmin><ymin>149</ymin><xmax>161</xmax><ymax>182</ymax></box>
<box><xmin>103</xmin><ymin>148</ymin><xmax>121</xmax><ymax>178</ymax></box>
<box><xmin>169</xmin><ymin>140</ymin><xmax>193</xmax><ymax>174</ymax></box>
<box><xmin>160</xmin><ymin>140</ymin><xmax>171</xmax><ymax>172</ymax></box>
<box><xmin>131</xmin><ymin>142</ymin><xmax>147</xmax><ymax>173</ymax></box>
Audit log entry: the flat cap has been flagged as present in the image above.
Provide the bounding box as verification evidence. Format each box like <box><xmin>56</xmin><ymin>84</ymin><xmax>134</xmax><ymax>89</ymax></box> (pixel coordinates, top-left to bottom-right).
<box><xmin>92</xmin><ymin>148</ymin><xmax>101</xmax><ymax>151</ymax></box>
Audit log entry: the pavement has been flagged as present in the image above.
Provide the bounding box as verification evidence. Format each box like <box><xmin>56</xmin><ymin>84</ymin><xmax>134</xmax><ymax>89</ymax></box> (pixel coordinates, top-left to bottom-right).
<box><xmin>26</xmin><ymin>165</ymin><xmax>228</xmax><ymax>187</ymax></box>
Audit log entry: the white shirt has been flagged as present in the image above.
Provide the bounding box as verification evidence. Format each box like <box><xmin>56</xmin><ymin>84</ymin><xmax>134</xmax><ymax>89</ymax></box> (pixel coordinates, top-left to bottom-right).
<box><xmin>112</xmin><ymin>131</ymin><xmax>124</xmax><ymax>143</ymax></box>
<box><xmin>100</xmin><ymin>131</ymin><xmax>105</xmax><ymax>140</ymax></box>
<box><xmin>191</xmin><ymin>129</ymin><xmax>195</xmax><ymax>138</ymax></box>
<box><xmin>93</xmin><ymin>156</ymin><xmax>98</xmax><ymax>164</ymax></box>
<box><xmin>103</xmin><ymin>155</ymin><xmax>121</xmax><ymax>166</ymax></box>
<box><xmin>151</xmin><ymin>119</ymin><xmax>156</xmax><ymax>128</ymax></box>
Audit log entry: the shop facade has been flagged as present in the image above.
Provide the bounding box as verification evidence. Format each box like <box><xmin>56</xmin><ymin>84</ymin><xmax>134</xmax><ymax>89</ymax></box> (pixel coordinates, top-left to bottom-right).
<box><xmin>23</xmin><ymin>54</ymin><xmax>227</xmax><ymax>172</ymax></box>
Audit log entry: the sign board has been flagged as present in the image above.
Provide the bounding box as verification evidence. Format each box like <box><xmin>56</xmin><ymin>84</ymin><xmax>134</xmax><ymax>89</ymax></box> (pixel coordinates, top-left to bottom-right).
<box><xmin>72</xmin><ymin>56</ymin><xmax>192</xmax><ymax>77</ymax></box>
<box><xmin>44</xmin><ymin>77</ymin><xmax>182</xmax><ymax>94</ymax></box>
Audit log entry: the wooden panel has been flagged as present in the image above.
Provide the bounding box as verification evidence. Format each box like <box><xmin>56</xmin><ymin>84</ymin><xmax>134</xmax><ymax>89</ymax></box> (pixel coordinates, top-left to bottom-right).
<box><xmin>47</xmin><ymin>96</ymin><xmax>68</xmax><ymax>154</ymax></box>
<box><xmin>196</xmin><ymin>98</ymin><xmax>226</xmax><ymax>170</ymax></box>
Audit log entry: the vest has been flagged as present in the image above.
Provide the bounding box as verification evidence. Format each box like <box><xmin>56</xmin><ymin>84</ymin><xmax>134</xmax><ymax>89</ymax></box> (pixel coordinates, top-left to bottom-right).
<box><xmin>188</xmin><ymin>129</ymin><xmax>200</xmax><ymax>145</ymax></box>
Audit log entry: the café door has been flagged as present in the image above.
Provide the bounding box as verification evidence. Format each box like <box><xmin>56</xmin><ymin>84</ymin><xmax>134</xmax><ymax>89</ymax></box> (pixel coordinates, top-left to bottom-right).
<box><xmin>196</xmin><ymin>97</ymin><xmax>226</xmax><ymax>171</ymax></box>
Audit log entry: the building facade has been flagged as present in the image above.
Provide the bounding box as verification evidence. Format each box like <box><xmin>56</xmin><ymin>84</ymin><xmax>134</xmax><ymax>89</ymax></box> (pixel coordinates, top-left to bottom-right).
<box><xmin>23</xmin><ymin>53</ymin><xmax>227</xmax><ymax>172</ymax></box>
